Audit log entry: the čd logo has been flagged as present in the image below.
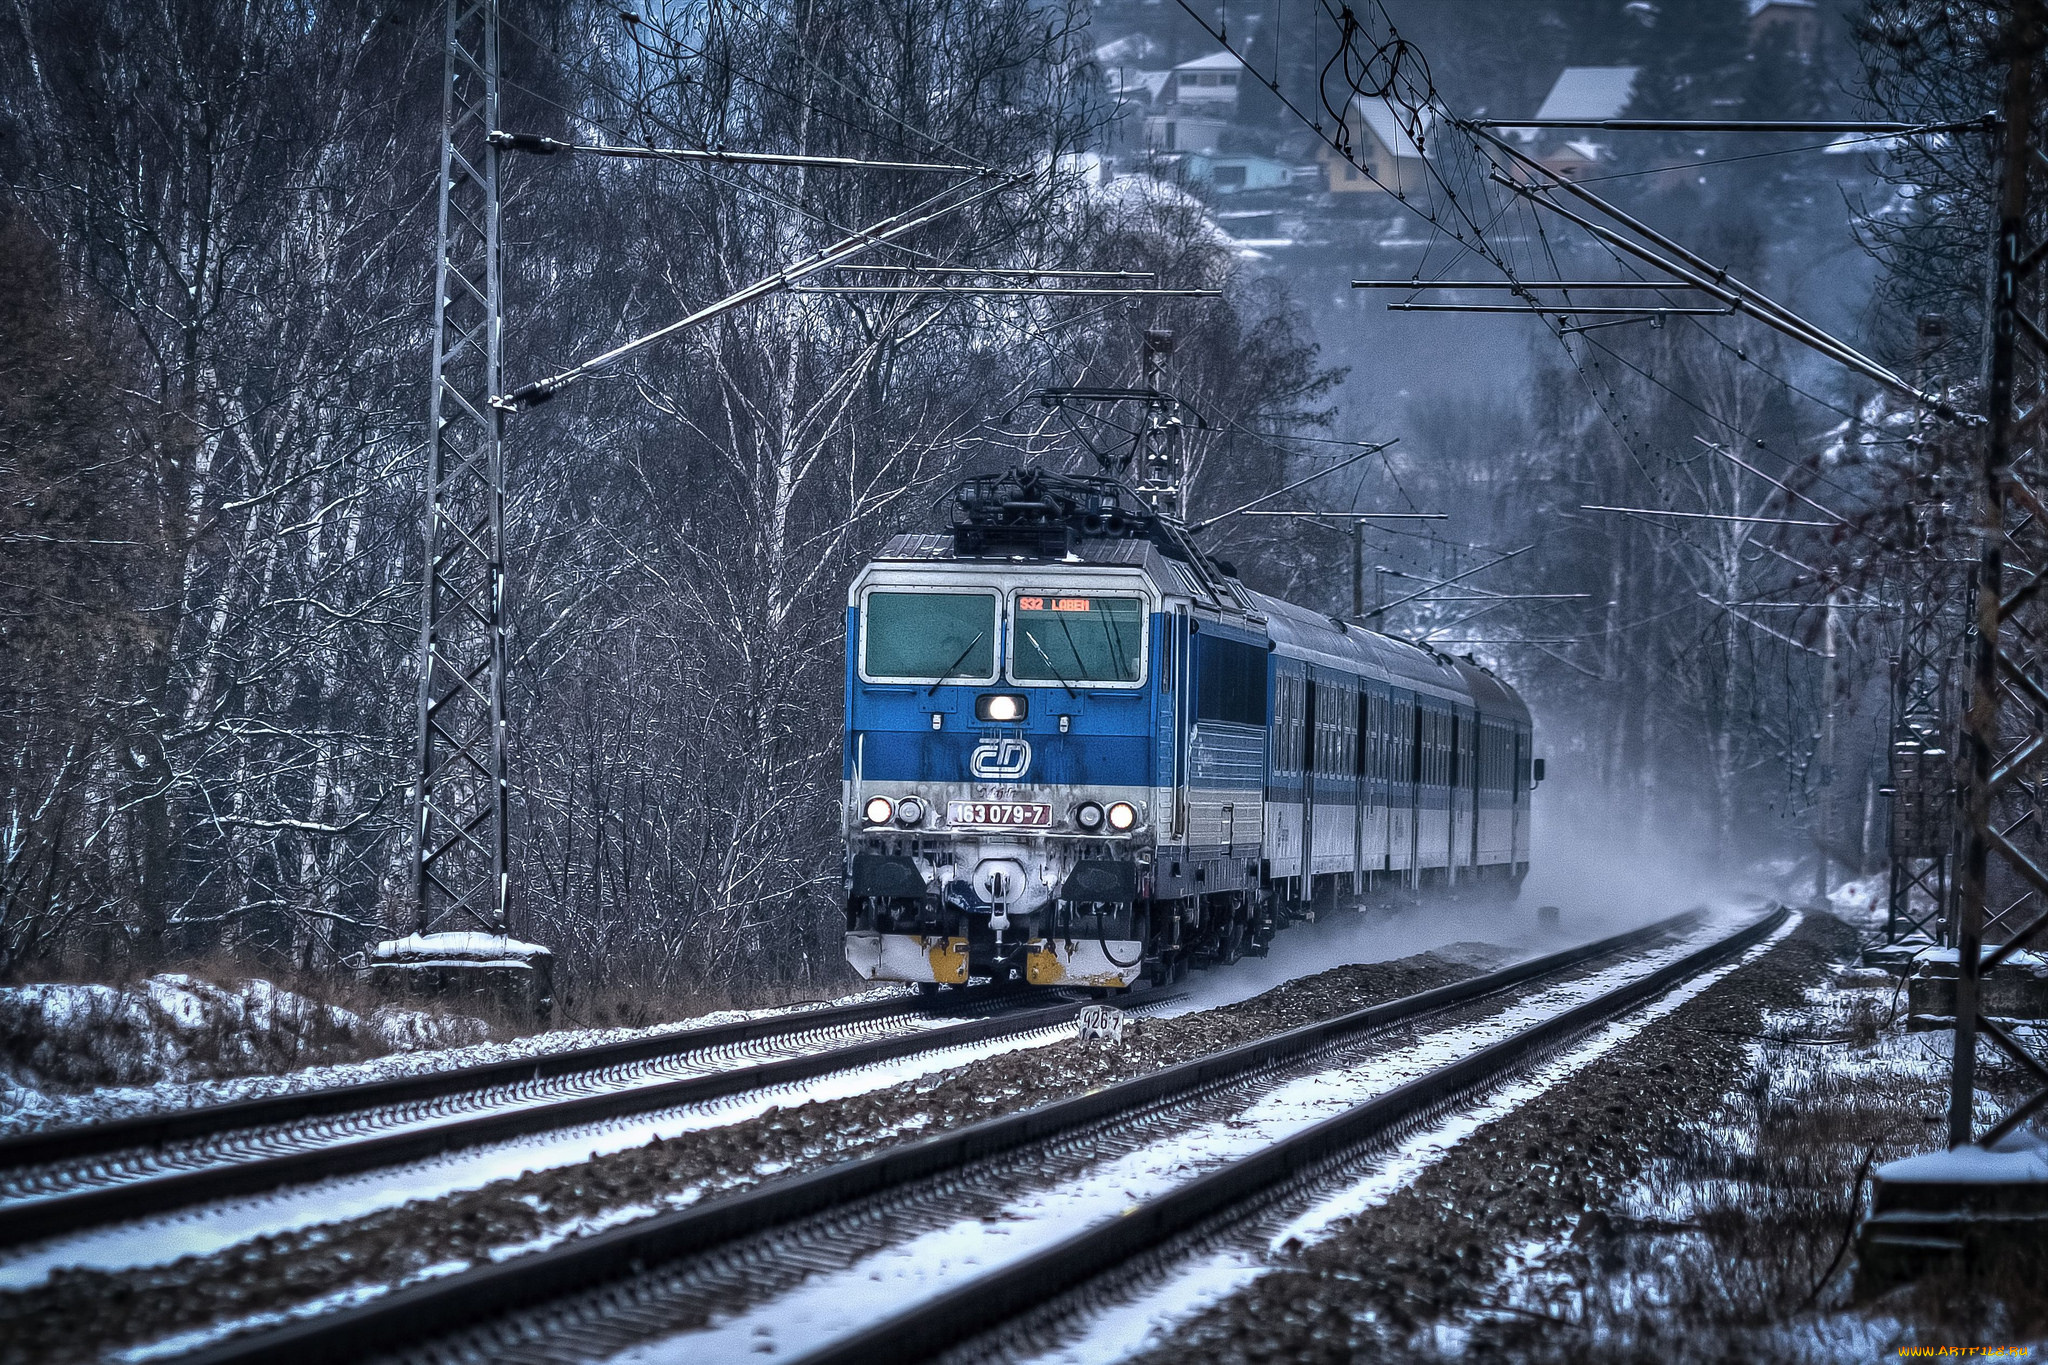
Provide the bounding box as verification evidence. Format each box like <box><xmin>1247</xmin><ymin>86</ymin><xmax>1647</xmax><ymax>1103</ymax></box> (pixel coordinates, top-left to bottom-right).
<box><xmin>969</xmin><ymin>737</ymin><xmax>1032</xmax><ymax>780</ymax></box>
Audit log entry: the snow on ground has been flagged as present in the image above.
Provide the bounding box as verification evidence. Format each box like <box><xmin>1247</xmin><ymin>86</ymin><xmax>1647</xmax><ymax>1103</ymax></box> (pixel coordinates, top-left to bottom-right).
<box><xmin>1617</xmin><ymin>952</ymin><xmax>2045</xmax><ymax>1231</ymax></box>
<box><xmin>1826</xmin><ymin>871</ymin><xmax>1888</xmax><ymax>936</ymax></box>
<box><xmin>0</xmin><ymin>875</ymin><xmax>1684</xmax><ymax>1142</ymax></box>
<box><xmin>607</xmin><ymin>911</ymin><xmax>1789</xmax><ymax>1364</ymax></box>
<box><xmin>0</xmin><ymin>1006</ymin><xmax>1078</xmax><ymax>1290</ymax></box>
<box><xmin>0</xmin><ymin>980</ymin><xmax>908</xmax><ymax>1139</ymax></box>
<box><xmin>0</xmin><ymin>975</ymin><xmax>487</xmax><ymax>1134</ymax></box>
<box><xmin>1156</xmin><ymin>853</ymin><xmax>1762</xmax><ymax>1024</ymax></box>
<box><xmin>1439</xmin><ymin>942</ymin><xmax>2044</xmax><ymax>1361</ymax></box>
<box><xmin>1154</xmin><ymin>896</ymin><xmax>1557</xmax><ymax>1020</ymax></box>
<box><xmin>1004</xmin><ymin>909</ymin><xmax>1801</xmax><ymax>1365</ymax></box>
<box><xmin>113</xmin><ymin>1262</ymin><xmax>470</xmax><ymax>1365</ymax></box>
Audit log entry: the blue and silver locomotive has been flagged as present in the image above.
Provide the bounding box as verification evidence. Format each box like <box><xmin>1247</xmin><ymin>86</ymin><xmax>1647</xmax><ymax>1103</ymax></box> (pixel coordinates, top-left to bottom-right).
<box><xmin>843</xmin><ymin>469</ymin><xmax>1534</xmax><ymax>991</ymax></box>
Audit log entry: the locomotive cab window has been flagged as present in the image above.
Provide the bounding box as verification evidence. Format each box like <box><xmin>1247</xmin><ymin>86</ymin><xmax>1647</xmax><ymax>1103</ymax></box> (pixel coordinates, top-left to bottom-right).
<box><xmin>1009</xmin><ymin>593</ymin><xmax>1144</xmax><ymax>686</ymax></box>
<box><xmin>860</xmin><ymin>590</ymin><xmax>998</xmax><ymax>683</ymax></box>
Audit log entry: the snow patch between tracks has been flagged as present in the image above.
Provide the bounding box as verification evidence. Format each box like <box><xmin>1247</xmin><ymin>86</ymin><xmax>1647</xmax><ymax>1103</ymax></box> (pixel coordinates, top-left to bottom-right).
<box><xmin>110</xmin><ymin>1257</ymin><xmax>472</xmax><ymax>1363</ymax></box>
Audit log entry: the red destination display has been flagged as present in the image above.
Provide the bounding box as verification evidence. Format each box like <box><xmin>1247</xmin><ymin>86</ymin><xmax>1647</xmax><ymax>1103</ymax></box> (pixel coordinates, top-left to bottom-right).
<box><xmin>1018</xmin><ymin>595</ymin><xmax>1090</xmax><ymax>612</ymax></box>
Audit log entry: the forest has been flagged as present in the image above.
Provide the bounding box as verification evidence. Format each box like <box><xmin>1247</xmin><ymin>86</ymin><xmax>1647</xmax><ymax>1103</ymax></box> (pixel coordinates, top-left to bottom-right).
<box><xmin>0</xmin><ymin>0</ymin><xmax>2030</xmax><ymax>1003</ymax></box>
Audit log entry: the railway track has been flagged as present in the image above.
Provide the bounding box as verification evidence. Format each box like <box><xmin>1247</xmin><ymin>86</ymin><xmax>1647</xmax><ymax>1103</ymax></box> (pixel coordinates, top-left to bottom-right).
<box><xmin>0</xmin><ymin>983</ymin><xmax>1116</xmax><ymax>1251</ymax></box>
<box><xmin>805</xmin><ymin>903</ymin><xmax>1792</xmax><ymax>1365</ymax></box>
<box><xmin>163</xmin><ymin>906</ymin><xmax>1786</xmax><ymax>1365</ymax></box>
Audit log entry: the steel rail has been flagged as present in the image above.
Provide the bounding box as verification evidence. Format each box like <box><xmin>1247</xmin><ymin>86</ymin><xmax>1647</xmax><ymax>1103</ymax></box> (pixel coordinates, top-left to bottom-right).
<box><xmin>0</xmin><ymin>990</ymin><xmax>986</xmax><ymax>1173</ymax></box>
<box><xmin>175</xmin><ymin>909</ymin><xmax>1706</xmax><ymax>1365</ymax></box>
<box><xmin>0</xmin><ymin>987</ymin><xmax>1097</xmax><ymax>1249</ymax></box>
<box><xmin>797</xmin><ymin>904</ymin><xmax>1792</xmax><ymax>1365</ymax></box>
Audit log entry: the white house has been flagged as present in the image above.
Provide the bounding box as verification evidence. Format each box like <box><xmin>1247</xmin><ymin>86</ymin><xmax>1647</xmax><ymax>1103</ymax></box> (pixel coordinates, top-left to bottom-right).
<box><xmin>1169</xmin><ymin>52</ymin><xmax>1245</xmax><ymax>113</ymax></box>
<box><xmin>1749</xmin><ymin>0</ymin><xmax>1820</xmax><ymax>56</ymax></box>
<box><xmin>1144</xmin><ymin>112</ymin><xmax>1230</xmax><ymax>154</ymax></box>
<box><xmin>1512</xmin><ymin>66</ymin><xmax>1638</xmax><ymax>181</ymax></box>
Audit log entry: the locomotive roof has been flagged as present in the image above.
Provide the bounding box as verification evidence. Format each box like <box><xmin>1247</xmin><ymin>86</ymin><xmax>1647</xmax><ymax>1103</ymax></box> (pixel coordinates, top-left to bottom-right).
<box><xmin>873</xmin><ymin>532</ymin><xmax>1224</xmax><ymax>603</ymax></box>
<box><xmin>878</xmin><ymin>532</ymin><xmax>1166</xmax><ymax>572</ymax></box>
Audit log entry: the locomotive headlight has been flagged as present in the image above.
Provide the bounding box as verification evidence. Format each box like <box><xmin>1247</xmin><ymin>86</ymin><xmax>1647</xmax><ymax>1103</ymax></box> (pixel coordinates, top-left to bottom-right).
<box><xmin>1106</xmin><ymin>801</ymin><xmax>1138</xmax><ymax>831</ymax></box>
<box><xmin>896</xmin><ymin>796</ymin><xmax>926</xmax><ymax>827</ymax></box>
<box><xmin>863</xmin><ymin>795</ymin><xmax>894</xmax><ymax>825</ymax></box>
<box><xmin>975</xmin><ymin>693</ymin><xmax>1028</xmax><ymax>722</ymax></box>
<box><xmin>1074</xmin><ymin>800</ymin><xmax>1105</xmax><ymax>831</ymax></box>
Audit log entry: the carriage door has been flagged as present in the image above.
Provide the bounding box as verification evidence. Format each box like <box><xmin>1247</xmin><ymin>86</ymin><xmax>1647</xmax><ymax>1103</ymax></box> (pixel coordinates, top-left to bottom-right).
<box><xmin>1509</xmin><ymin>729</ymin><xmax>1520</xmax><ymax>865</ymax></box>
<box><xmin>1171</xmin><ymin>606</ymin><xmax>1190</xmax><ymax>841</ymax></box>
<box><xmin>1447</xmin><ymin>712</ymin><xmax>1461</xmax><ymax>886</ymax></box>
<box><xmin>1408</xmin><ymin>702</ymin><xmax>1424</xmax><ymax>888</ymax></box>
<box><xmin>1300</xmin><ymin>676</ymin><xmax>1317</xmax><ymax>897</ymax></box>
<box><xmin>1471</xmin><ymin>722</ymin><xmax>1487</xmax><ymax>870</ymax></box>
<box><xmin>1353</xmin><ymin>688</ymin><xmax>1368</xmax><ymax>893</ymax></box>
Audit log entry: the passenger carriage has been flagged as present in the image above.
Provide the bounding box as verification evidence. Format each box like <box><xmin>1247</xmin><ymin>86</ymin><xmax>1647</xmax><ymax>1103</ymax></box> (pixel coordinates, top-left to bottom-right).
<box><xmin>842</xmin><ymin>471</ymin><xmax>1533</xmax><ymax>992</ymax></box>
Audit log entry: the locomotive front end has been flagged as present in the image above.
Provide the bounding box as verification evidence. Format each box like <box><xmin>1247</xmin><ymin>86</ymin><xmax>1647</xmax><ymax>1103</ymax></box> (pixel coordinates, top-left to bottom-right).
<box><xmin>842</xmin><ymin>559</ymin><xmax>1158</xmax><ymax>989</ymax></box>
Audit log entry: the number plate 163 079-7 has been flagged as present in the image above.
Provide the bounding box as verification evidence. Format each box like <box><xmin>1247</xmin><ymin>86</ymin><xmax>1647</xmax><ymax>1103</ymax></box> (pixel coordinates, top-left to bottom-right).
<box><xmin>947</xmin><ymin>801</ymin><xmax>1053</xmax><ymax>829</ymax></box>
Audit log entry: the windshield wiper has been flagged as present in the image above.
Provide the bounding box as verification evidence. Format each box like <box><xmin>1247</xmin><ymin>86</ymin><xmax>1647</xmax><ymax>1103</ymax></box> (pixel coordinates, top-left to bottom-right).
<box><xmin>1099</xmin><ymin>608</ymin><xmax>1132</xmax><ymax>682</ymax></box>
<box><xmin>1026</xmin><ymin>633</ymin><xmax>1080</xmax><ymax>699</ymax></box>
<box><xmin>927</xmin><ymin>630</ymin><xmax>986</xmax><ymax>696</ymax></box>
<box><xmin>1055</xmin><ymin>614</ymin><xmax>1100</xmax><ymax>696</ymax></box>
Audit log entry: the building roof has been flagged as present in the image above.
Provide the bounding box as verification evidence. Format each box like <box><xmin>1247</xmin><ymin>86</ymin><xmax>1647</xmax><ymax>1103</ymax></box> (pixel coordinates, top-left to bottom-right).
<box><xmin>1349</xmin><ymin>96</ymin><xmax>1434</xmax><ymax>161</ymax></box>
<box><xmin>1192</xmin><ymin>151</ymin><xmax>1292</xmax><ymax>168</ymax></box>
<box><xmin>1172</xmin><ymin>51</ymin><xmax>1245</xmax><ymax>73</ymax></box>
<box><xmin>1106</xmin><ymin>68</ymin><xmax>1172</xmax><ymax>103</ymax></box>
<box><xmin>1094</xmin><ymin>32</ymin><xmax>1162</xmax><ymax>66</ymax></box>
<box><xmin>1549</xmin><ymin>138</ymin><xmax>1604</xmax><ymax>162</ymax></box>
<box><xmin>1749</xmin><ymin>0</ymin><xmax>1816</xmax><ymax>14</ymax></box>
<box><xmin>1534</xmin><ymin>66</ymin><xmax>1640</xmax><ymax>122</ymax></box>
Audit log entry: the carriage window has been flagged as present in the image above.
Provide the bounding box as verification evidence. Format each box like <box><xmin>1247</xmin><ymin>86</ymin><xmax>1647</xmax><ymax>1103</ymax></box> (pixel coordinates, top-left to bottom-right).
<box><xmin>862</xmin><ymin>591</ymin><xmax>997</xmax><ymax>682</ymax></box>
<box><xmin>1196</xmin><ymin>637</ymin><xmax>1267</xmax><ymax>725</ymax></box>
<box><xmin>1274</xmin><ymin>673</ymin><xmax>1301</xmax><ymax>773</ymax></box>
<box><xmin>1011</xmin><ymin>593</ymin><xmax>1144</xmax><ymax>684</ymax></box>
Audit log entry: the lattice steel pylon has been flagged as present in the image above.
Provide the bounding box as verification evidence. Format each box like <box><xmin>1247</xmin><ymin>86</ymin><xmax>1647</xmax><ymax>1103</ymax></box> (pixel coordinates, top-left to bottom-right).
<box><xmin>1886</xmin><ymin>318</ymin><xmax>1964</xmax><ymax>948</ymax></box>
<box><xmin>414</xmin><ymin>0</ymin><xmax>509</xmax><ymax>937</ymax></box>
<box><xmin>1949</xmin><ymin>0</ymin><xmax>2048</xmax><ymax>1149</ymax></box>
<box><xmin>1887</xmin><ymin>548</ymin><xmax>1958</xmax><ymax>945</ymax></box>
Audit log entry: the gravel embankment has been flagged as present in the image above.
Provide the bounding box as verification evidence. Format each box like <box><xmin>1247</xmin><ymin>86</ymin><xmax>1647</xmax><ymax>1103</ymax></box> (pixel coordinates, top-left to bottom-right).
<box><xmin>0</xmin><ymin>946</ymin><xmax>1499</xmax><ymax>1364</ymax></box>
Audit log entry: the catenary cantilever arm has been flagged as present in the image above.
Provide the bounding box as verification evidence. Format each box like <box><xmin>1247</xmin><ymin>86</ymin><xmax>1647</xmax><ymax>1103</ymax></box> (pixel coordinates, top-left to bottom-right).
<box><xmin>497</xmin><ymin>173</ymin><xmax>1027</xmax><ymax>412</ymax></box>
